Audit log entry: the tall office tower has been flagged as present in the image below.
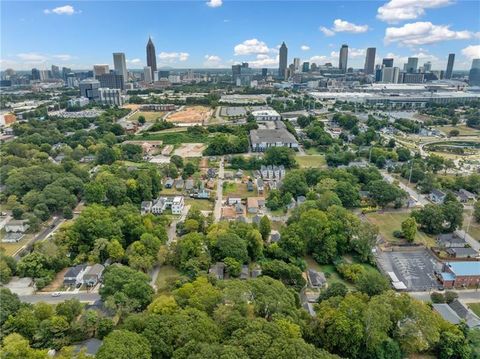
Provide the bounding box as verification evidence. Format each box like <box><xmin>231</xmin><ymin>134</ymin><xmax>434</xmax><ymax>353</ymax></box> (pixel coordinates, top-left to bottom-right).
<box><xmin>51</xmin><ymin>65</ymin><xmax>61</xmax><ymax>79</ymax></box>
<box><xmin>261</xmin><ymin>68</ymin><xmax>268</xmax><ymax>77</ymax></box>
<box><xmin>93</xmin><ymin>65</ymin><xmax>110</xmax><ymax>77</ymax></box>
<box><xmin>31</xmin><ymin>68</ymin><xmax>40</xmax><ymax>80</ymax></box>
<box><xmin>381</xmin><ymin>67</ymin><xmax>400</xmax><ymax>83</ymax></box>
<box><xmin>310</xmin><ymin>63</ymin><xmax>318</xmax><ymax>72</ymax></box>
<box><xmin>469</xmin><ymin>59</ymin><xmax>480</xmax><ymax>86</ymax></box>
<box><xmin>382</xmin><ymin>58</ymin><xmax>394</xmax><ymax>67</ymax></box>
<box><xmin>302</xmin><ymin>62</ymin><xmax>310</xmax><ymax>73</ymax></box>
<box><xmin>364</xmin><ymin>47</ymin><xmax>376</xmax><ymax>75</ymax></box>
<box><xmin>278</xmin><ymin>42</ymin><xmax>288</xmax><ymax>78</ymax></box>
<box><xmin>423</xmin><ymin>62</ymin><xmax>432</xmax><ymax>72</ymax></box>
<box><xmin>144</xmin><ymin>66</ymin><xmax>152</xmax><ymax>83</ymax></box>
<box><xmin>62</xmin><ymin>67</ymin><xmax>72</xmax><ymax>80</ymax></box>
<box><xmin>339</xmin><ymin>44</ymin><xmax>348</xmax><ymax>73</ymax></box>
<box><xmin>113</xmin><ymin>53</ymin><xmax>128</xmax><ymax>83</ymax></box>
<box><xmin>79</xmin><ymin>79</ymin><xmax>100</xmax><ymax>101</ymax></box>
<box><xmin>146</xmin><ymin>37</ymin><xmax>157</xmax><ymax>77</ymax></box>
<box><xmin>405</xmin><ymin>57</ymin><xmax>418</xmax><ymax>73</ymax></box>
<box><xmin>293</xmin><ymin>58</ymin><xmax>301</xmax><ymax>71</ymax></box>
<box><xmin>445</xmin><ymin>53</ymin><xmax>455</xmax><ymax>79</ymax></box>
<box><xmin>96</xmin><ymin>72</ymin><xmax>125</xmax><ymax>90</ymax></box>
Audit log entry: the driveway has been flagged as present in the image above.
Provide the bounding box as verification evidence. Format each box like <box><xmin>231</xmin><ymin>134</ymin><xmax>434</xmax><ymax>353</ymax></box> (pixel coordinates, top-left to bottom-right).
<box><xmin>213</xmin><ymin>156</ymin><xmax>225</xmax><ymax>222</ymax></box>
<box><xmin>19</xmin><ymin>292</ymin><xmax>100</xmax><ymax>304</ymax></box>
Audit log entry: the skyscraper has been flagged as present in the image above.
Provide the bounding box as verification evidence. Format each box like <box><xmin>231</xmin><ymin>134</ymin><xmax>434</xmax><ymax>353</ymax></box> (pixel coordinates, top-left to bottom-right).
<box><xmin>146</xmin><ymin>37</ymin><xmax>157</xmax><ymax>78</ymax></box>
<box><xmin>445</xmin><ymin>53</ymin><xmax>455</xmax><ymax>79</ymax></box>
<box><xmin>279</xmin><ymin>42</ymin><xmax>288</xmax><ymax>79</ymax></box>
<box><xmin>302</xmin><ymin>62</ymin><xmax>310</xmax><ymax>73</ymax></box>
<box><xmin>364</xmin><ymin>47</ymin><xmax>376</xmax><ymax>75</ymax></box>
<box><xmin>293</xmin><ymin>58</ymin><xmax>300</xmax><ymax>71</ymax></box>
<box><xmin>113</xmin><ymin>53</ymin><xmax>128</xmax><ymax>83</ymax></box>
<box><xmin>382</xmin><ymin>58</ymin><xmax>394</xmax><ymax>68</ymax></box>
<box><xmin>469</xmin><ymin>59</ymin><xmax>480</xmax><ymax>86</ymax></box>
<box><xmin>339</xmin><ymin>44</ymin><xmax>348</xmax><ymax>73</ymax></box>
<box><xmin>405</xmin><ymin>57</ymin><xmax>418</xmax><ymax>73</ymax></box>
<box><xmin>144</xmin><ymin>66</ymin><xmax>152</xmax><ymax>83</ymax></box>
<box><xmin>423</xmin><ymin>62</ymin><xmax>432</xmax><ymax>72</ymax></box>
<box><xmin>93</xmin><ymin>65</ymin><xmax>110</xmax><ymax>77</ymax></box>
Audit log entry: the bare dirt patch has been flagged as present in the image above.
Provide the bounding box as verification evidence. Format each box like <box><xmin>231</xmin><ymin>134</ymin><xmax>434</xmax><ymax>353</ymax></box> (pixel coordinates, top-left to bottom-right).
<box><xmin>173</xmin><ymin>143</ymin><xmax>206</xmax><ymax>157</ymax></box>
<box><xmin>166</xmin><ymin>106</ymin><xmax>212</xmax><ymax>124</ymax></box>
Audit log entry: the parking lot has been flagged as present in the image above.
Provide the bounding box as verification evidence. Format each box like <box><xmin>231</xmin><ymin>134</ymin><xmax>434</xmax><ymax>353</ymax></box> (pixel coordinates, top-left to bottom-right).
<box><xmin>220</xmin><ymin>106</ymin><xmax>247</xmax><ymax>117</ymax></box>
<box><xmin>376</xmin><ymin>249</ymin><xmax>443</xmax><ymax>291</ymax></box>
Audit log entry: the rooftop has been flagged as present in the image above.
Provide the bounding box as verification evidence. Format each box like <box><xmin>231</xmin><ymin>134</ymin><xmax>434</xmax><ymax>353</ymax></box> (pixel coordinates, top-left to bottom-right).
<box><xmin>446</xmin><ymin>262</ymin><xmax>480</xmax><ymax>276</ymax></box>
<box><xmin>250</xmin><ymin>128</ymin><xmax>297</xmax><ymax>144</ymax></box>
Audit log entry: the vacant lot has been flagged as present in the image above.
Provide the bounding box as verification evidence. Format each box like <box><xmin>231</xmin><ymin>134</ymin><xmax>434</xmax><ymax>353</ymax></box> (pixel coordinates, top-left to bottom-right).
<box><xmin>173</xmin><ymin>143</ymin><xmax>206</xmax><ymax>157</ymax></box>
<box><xmin>366</xmin><ymin>211</ymin><xmax>435</xmax><ymax>246</ymax></box>
<box><xmin>167</xmin><ymin>106</ymin><xmax>211</xmax><ymax>124</ymax></box>
<box><xmin>468</xmin><ymin>303</ymin><xmax>480</xmax><ymax>317</ymax></box>
<box><xmin>296</xmin><ymin>155</ymin><xmax>326</xmax><ymax>168</ymax></box>
<box><xmin>463</xmin><ymin>208</ymin><xmax>480</xmax><ymax>241</ymax></box>
<box><xmin>130</xmin><ymin>111</ymin><xmax>165</xmax><ymax>122</ymax></box>
<box><xmin>432</xmin><ymin>125</ymin><xmax>480</xmax><ymax>137</ymax></box>
<box><xmin>137</xmin><ymin>131</ymin><xmax>210</xmax><ymax>144</ymax></box>
<box><xmin>223</xmin><ymin>181</ymin><xmax>257</xmax><ymax>198</ymax></box>
<box><xmin>185</xmin><ymin>199</ymin><xmax>214</xmax><ymax>212</ymax></box>
<box><xmin>155</xmin><ymin>265</ymin><xmax>181</xmax><ymax>294</ymax></box>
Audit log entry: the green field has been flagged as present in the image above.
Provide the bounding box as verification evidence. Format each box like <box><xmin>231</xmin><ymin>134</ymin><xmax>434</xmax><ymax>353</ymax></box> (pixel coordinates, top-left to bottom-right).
<box><xmin>155</xmin><ymin>265</ymin><xmax>181</xmax><ymax>294</ymax></box>
<box><xmin>304</xmin><ymin>256</ymin><xmax>353</xmax><ymax>289</ymax></box>
<box><xmin>223</xmin><ymin>181</ymin><xmax>257</xmax><ymax>198</ymax></box>
<box><xmin>136</xmin><ymin>131</ymin><xmax>210</xmax><ymax>145</ymax></box>
<box><xmin>468</xmin><ymin>303</ymin><xmax>480</xmax><ymax>317</ymax></box>
<box><xmin>296</xmin><ymin>155</ymin><xmax>326</xmax><ymax>168</ymax></box>
<box><xmin>432</xmin><ymin>125</ymin><xmax>480</xmax><ymax>137</ymax></box>
<box><xmin>130</xmin><ymin>111</ymin><xmax>165</xmax><ymax>122</ymax></box>
<box><xmin>185</xmin><ymin>199</ymin><xmax>214</xmax><ymax>212</ymax></box>
<box><xmin>463</xmin><ymin>209</ymin><xmax>480</xmax><ymax>241</ymax></box>
<box><xmin>366</xmin><ymin>211</ymin><xmax>435</xmax><ymax>246</ymax></box>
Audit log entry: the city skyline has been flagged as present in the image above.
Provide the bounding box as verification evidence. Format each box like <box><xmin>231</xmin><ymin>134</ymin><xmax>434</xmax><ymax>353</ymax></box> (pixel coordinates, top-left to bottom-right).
<box><xmin>1</xmin><ymin>0</ymin><xmax>480</xmax><ymax>71</ymax></box>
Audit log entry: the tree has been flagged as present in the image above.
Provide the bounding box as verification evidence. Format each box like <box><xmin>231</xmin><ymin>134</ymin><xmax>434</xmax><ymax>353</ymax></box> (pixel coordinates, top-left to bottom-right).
<box><xmin>107</xmin><ymin>239</ymin><xmax>125</xmax><ymax>262</ymax></box>
<box><xmin>259</xmin><ymin>215</ymin><xmax>271</xmax><ymax>241</ymax></box>
<box><xmin>170</xmin><ymin>155</ymin><xmax>184</xmax><ymax>168</ymax></box>
<box><xmin>56</xmin><ymin>299</ymin><xmax>82</xmax><ymax>322</ymax></box>
<box><xmin>137</xmin><ymin>115</ymin><xmax>146</xmax><ymax>125</ymax></box>
<box><xmin>97</xmin><ymin>146</ymin><xmax>119</xmax><ymax>165</ymax></box>
<box><xmin>437</xmin><ymin>327</ymin><xmax>471</xmax><ymax>359</ymax></box>
<box><xmin>351</xmin><ymin>221</ymin><xmax>378</xmax><ymax>263</ymax></box>
<box><xmin>356</xmin><ymin>271</ymin><xmax>389</xmax><ymax>296</ymax></box>
<box><xmin>317</xmin><ymin>282</ymin><xmax>348</xmax><ymax>302</ymax></box>
<box><xmin>0</xmin><ymin>288</ymin><xmax>21</xmax><ymax>326</ymax></box>
<box><xmin>281</xmin><ymin>170</ymin><xmax>308</xmax><ymax>198</ymax></box>
<box><xmin>401</xmin><ymin>217</ymin><xmax>417</xmax><ymax>243</ymax></box>
<box><xmin>147</xmin><ymin>295</ymin><xmax>178</xmax><ymax>315</ymax></box>
<box><xmin>214</xmin><ymin>232</ymin><xmax>248</xmax><ymax>263</ymax></box>
<box><xmin>246</xmin><ymin>229</ymin><xmax>263</xmax><ymax>261</ymax></box>
<box><xmin>412</xmin><ymin>204</ymin><xmax>446</xmax><ymax>235</ymax></box>
<box><xmin>0</xmin><ymin>333</ymin><xmax>48</xmax><ymax>359</ymax></box>
<box><xmin>261</xmin><ymin>260</ymin><xmax>306</xmax><ymax>290</ymax></box>
<box><xmin>173</xmin><ymin>277</ymin><xmax>222</xmax><ymax>314</ymax></box>
<box><xmin>368</xmin><ymin>180</ymin><xmax>406</xmax><ymax>208</ymax></box>
<box><xmin>224</xmin><ymin>257</ymin><xmax>242</xmax><ymax>277</ymax></box>
<box><xmin>475</xmin><ymin>201</ymin><xmax>480</xmax><ymax>223</ymax></box>
<box><xmin>96</xmin><ymin>330</ymin><xmax>152</xmax><ymax>359</ymax></box>
<box><xmin>264</xmin><ymin>147</ymin><xmax>297</xmax><ymax>168</ymax></box>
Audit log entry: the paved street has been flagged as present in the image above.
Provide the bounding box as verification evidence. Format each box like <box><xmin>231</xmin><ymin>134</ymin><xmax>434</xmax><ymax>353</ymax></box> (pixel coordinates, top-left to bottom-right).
<box><xmin>409</xmin><ymin>289</ymin><xmax>480</xmax><ymax>303</ymax></box>
<box><xmin>381</xmin><ymin>171</ymin><xmax>429</xmax><ymax>207</ymax></box>
<box><xmin>454</xmin><ymin>229</ymin><xmax>480</xmax><ymax>251</ymax></box>
<box><xmin>213</xmin><ymin>156</ymin><xmax>225</xmax><ymax>222</ymax></box>
<box><xmin>19</xmin><ymin>292</ymin><xmax>101</xmax><ymax>304</ymax></box>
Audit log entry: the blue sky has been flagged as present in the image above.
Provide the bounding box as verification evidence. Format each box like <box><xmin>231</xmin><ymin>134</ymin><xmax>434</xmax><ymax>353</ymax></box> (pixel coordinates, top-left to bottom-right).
<box><xmin>1</xmin><ymin>0</ymin><xmax>479</xmax><ymax>70</ymax></box>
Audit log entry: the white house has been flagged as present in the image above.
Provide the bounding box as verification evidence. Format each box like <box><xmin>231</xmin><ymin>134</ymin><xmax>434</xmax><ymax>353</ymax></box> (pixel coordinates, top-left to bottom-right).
<box><xmin>5</xmin><ymin>219</ymin><xmax>29</xmax><ymax>233</ymax></box>
<box><xmin>171</xmin><ymin>196</ymin><xmax>184</xmax><ymax>215</ymax></box>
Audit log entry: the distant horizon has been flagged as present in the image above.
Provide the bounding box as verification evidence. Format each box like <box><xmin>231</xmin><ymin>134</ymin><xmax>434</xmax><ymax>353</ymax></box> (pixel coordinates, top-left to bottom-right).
<box><xmin>1</xmin><ymin>1</ymin><xmax>479</xmax><ymax>71</ymax></box>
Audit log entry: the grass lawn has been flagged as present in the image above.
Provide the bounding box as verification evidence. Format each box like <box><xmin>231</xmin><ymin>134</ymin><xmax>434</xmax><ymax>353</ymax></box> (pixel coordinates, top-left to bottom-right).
<box><xmin>296</xmin><ymin>155</ymin><xmax>326</xmax><ymax>168</ymax></box>
<box><xmin>304</xmin><ymin>256</ymin><xmax>354</xmax><ymax>289</ymax></box>
<box><xmin>160</xmin><ymin>188</ymin><xmax>184</xmax><ymax>196</ymax></box>
<box><xmin>366</xmin><ymin>211</ymin><xmax>435</xmax><ymax>246</ymax></box>
<box><xmin>463</xmin><ymin>208</ymin><xmax>480</xmax><ymax>241</ymax></box>
<box><xmin>185</xmin><ymin>199</ymin><xmax>214</xmax><ymax>212</ymax></box>
<box><xmin>223</xmin><ymin>181</ymin><xmax>257</xmax><ymax>198</ymax></box>
<box><xmin>0</xmin><ymin>233</ymin><xmax>35</xmax><ymax>256</ymax></box>
<box><xmin>305</xmin><ymin>148</ymin><xmax>323</xmax><ymax>155</ymax></box>
<box><xmin>155</xmin><ymin>265</ymin><xmax>181</xmax><ymax>294</ymax></box>
<box><xmin>136</xmin><ymin>131</ymin><xmax>210</xmax><ymax>144</ymax></box>
<box><xmin>468</xmin><ymin>303</ymin><xmax>480</xmax><ymax>317</ymax></box>
<box><xmin>432</xmin><ymin>125</ymin><xmax>480</xmax><ymax>137</ymax></box>
<box><xmin>130</xmin><ymin>111</ymin><xmax>165</xmax><ymax>122</ymax></box>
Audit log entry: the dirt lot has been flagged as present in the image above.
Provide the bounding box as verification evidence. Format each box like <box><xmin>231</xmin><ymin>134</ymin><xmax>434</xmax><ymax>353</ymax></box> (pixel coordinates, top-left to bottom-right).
<box><xmin>122</xmin><ymin>104</ymin><xmax>141</xmax><ymax>111</ymax></box>
<box><xmin>166</xmin><ymin>106</ymin><xmax>212</xmax><ymax>124</ymax></box>
<box><xmin>173</xmin><ymin>143</ymin><xmax>206</xmax><ymax>157</ymax></box>
<box><xmin>41</xmin><ymin>268</ymin><xmax>68</xmax><ymax>292</ymax></box>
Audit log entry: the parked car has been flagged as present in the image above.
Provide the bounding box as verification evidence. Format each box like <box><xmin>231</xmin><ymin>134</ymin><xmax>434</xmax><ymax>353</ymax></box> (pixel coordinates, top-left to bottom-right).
<box><xmin>51</xmin><ymin>292</ymin><xmax>61</xmax><ymax>297</ymax></box>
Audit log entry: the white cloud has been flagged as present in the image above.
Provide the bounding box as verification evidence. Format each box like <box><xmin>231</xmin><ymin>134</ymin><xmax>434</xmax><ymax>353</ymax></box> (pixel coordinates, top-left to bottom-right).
<box><xmin>204</xmin><ymin>54</ymin><xmax>224</xmax><ymax>68</ymax></box>
<box><xmin>52</xmin><ymin>54</ymin><xmax>73</xmax><ymax>61</ymax></box>
<box><xmin>44</xmin><ymin>5</ymin><xmax>78</xmax><ymax>15</ymax></box>
<box><xmin>332</xmin><ymin>19</ymin><xmax>369</xmax><ymax>33</ymax></box>
<box><xmin>234</xmin><ymin>39</ymin><xmax>273</xmax><ymax>56</ymax></box>
<box><xmin>17</xmin><ymin>53</ymin><xmax>48</xmax><ymax>63</ymax></box>
<box><xmin>301</xmin><ymin>45</ymin><xmax>310</xmax><ymax>51</ymax></box>
<box><xmin>126</xmin><ymin>58</ymin><xmax>142</xmax><ymax>64</ymax></box>
<box><xmin>320</xmin><ymin>27</ymin><xmax>335</xmax><ymax>37</ymax></box>
<box><xmin>206</xmin><ymin>0</ymin><xmax>222</xmax><ymax>8</ymax></box>
<box><xmin>385</xmin><ymin>22</ymin><xmax>473</xmax><ymax>46</ymax></box>
<box><xmin>462</xmin><ymin>45</ymin><xmax>480</xmax><ymax>60</ymax></box>
<box><xmin>309</xmin><ymin>55</ymin><xmax>329</xmax><ymax>64</ymax></box>
<box><xmin>158</xmin><ymin>52</ymin><xmax>189</xmax><ymax>62</ymax></box>
<box><xmin>331</xmin><ymin>48</ymin><xmax>366</xmax><ymax>58</ymax></box>
<box><xmin>249</xmin><ymin>54</ymin><xmax>279</xmax><ymax>68</ymax></box>
<box><xmin>320</xmin><ymin>19</ymin><xmax>368</xmax><ymax>36</ymax></box>
<box><xmin>377</xmin><ymin>0</ymin><xmax>452</xmax><ymax>23</ymax></box>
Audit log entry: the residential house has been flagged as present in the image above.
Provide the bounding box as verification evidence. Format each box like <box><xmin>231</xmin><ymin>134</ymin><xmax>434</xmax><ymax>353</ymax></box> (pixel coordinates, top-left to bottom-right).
<box><xmin>240</xmin><ymin>265</ymin><xmax>249</xmax><ymax>280</ymax></box>
<box><xmin>224</xmin><ymin>171</ymin><xmax>234</xmax><ymax>180</ymax></box>
<box><xmin>437</xmin><ymin>233</ymin><xmax>467</xmax><ymax>248</ymax></box>
<box><xmin>307</xmin><ymin>269</ymin><xmax>327</xmax><ymax>288</ymax></box>
<box><xmin>257</xmin><ymin>178</ymin><xmax>264</xmax><ymax>194</ymax></box>
<box><xmin>209</xmin><ymin>262</ymin><xmax>225</xmax><ymax>280</ymax></box>
<box><xmin>251</xmin><ymin>266</ymin><xmax>262</xmax><ymax>278</ymax></box>
<box><xmin>457</xmin><ymin>189</ymin><xmax>476</xmax><ymax>203</ymax></box>
<box><xmin>185</xmin><ymin>179</ymin><xmax>194</xmax><ymax>192</ymax></box>
<box><xmin>433</xmin><ymin>300</ymin><xmax>480</xmax><ymax>328</ymax></box>
<box><xmin>260</xmin><ymin>165</ymin><xmax>268</xmax><ymax>179</ymax></box>
<box><xmin>270</xmin><ymin>231</ymin><xmax>281</xmax><ymax>243</ymax></box>
<box><xmin>5</xmin><ymin>219</ymin><xmax>29</xmax><ymax>233</ymax></box>
<box><xmin>247</xmin><ymin>181</ymin><xmax>254</xmax><ymax>192</ymax></box>
<box><xmin>207</xmin><ymin>168</ymin><xmax>217</xmax><ymax>179</ymax></box>
<box><xmin>227</xmin><ymin>197</ymin><xmax>242</xmax><ymax>205</ymax></box>
<box><xmin>235</xmin><ymin>170</ymin><xmax>244</xmax><ymax>179</ymax></box>
<box><xmin>247</xmin><ymin>197</ymin><xmax>265</xmax><ymax>214</ymax></box>
<box><xmin>429</xmin><ymin>189</ymin><xmax>446</xmax><ymax>204</ymax></box>
<box><xmin>64</xmin><ymin>265</ymin><xmax>87</xmax><ymax>287</ymax></box>
<box><xmin>235</xmin><ymin>203</ymin><xmax>245</xmax><ymax>216</ymax></box>
<box><xmin>171</xmin><ymin>196</ymin><xmax>184</xmax><ymax>215</ymax></box>
<box><xmin>83</xmin><ymin>264</ymin><xmax>105</xmax><ymax>286</ymax></box>
<box><xmin>140</xmin><ymin>201</ymin><xmax>153</xmax><ymax>215</ymax></box>
<box><xmin>206</xmin><ymin>179</ymin><xmax>215</xmax><ymax>189</ymax></box>
<box><xmin>151</xmin><ymin>196</ymin><xmax>184</xmax><ymax>215</ymax></box>
<box><xmin>446</xmin><ymin>247</ymin><xmax>479</xmax><ymax>259</ymax></box>
<box><xmin>174</xmin><ymin>179</ymin><xmax>184</xmax><ymax>191</ymax></box>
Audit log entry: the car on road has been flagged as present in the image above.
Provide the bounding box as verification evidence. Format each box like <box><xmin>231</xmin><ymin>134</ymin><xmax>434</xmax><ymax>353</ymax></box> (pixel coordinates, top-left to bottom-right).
<box><xmin>51</xmin><ymin>292</ymin><xmax>61</xmax><ymax>297</ymax></box>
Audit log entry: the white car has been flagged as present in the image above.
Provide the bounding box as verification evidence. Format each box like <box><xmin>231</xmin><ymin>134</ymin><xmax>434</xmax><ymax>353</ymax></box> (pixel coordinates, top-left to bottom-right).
<box><xmin>51</xmin><ymin>292</ymin><xmax>61</xmax><ymax>297</ymax></box>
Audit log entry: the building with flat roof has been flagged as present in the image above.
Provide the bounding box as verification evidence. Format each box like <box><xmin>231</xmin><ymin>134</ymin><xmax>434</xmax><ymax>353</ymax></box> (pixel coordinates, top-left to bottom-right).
<box><xmin>99</xmin><ymin>88</ymin><xmax>123</xmax><ymax>106</ymax></box>
<box><xmin>93</xmin><ymin>65</ymin><xmax>109</xmax><ymax>76</ymax></box>
<box><xmin>445</xmin><ymin>53</ymin><xmax>455</xmax><ymax>80</ymax></box>
<box><xmin>113</xmin><ymin>52</ymin><xmax>127</xmax><ymax>84</ymax></box>
<box><xmin>251</xmin><ymin>109</ymin><xmax>281</xmax><ymax>121</ymax></box>
<box><xmin>440</xmin><ymin>261</ymin><xmax>480</xmax><ymax>288</ymax></box>
<box><xmin>339</xmin><ymin>44</ymin><xmax>348</xmax><ymax>73</ymax></box>
<box><xmin>79</xmin><ymin>79</ymin><xmax>100</xmax><ymax>101</ymax></box>
<box><xmin>250</xmin><ymin>127</ymin><xmax>298</xmax><ymax>152</ymax></box>
<box><xmin>95</xmin><ymin>72</ymin><xmax>124</xmax><ymax>90</ymax></box>
<box><xmin>364</xmin><ymin>47</ymin><xmax>376</xmax><ymax>75</ymax></box>
<box><xmin>279</xmin><ymin>42</ymin><xmax>288</xmax><ymax>79</ymax></box>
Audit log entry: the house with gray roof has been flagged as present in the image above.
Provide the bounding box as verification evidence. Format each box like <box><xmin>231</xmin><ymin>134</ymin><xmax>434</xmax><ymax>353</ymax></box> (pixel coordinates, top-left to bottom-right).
<box><xmin>250</xmin><ymin>128</ymin><xmax>298</xmax><ymax>152</ymax></box>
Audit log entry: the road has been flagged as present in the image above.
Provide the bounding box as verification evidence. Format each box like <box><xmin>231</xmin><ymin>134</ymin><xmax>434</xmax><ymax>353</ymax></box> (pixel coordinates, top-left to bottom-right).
<box><xmin>213</xmin><ymin>156</ymin><xmax>225</xmax><ymax>222</ymax></box>
<box><xmin>454</xmin><ymin>229</ymin><xmax>480</xmax><ymax>251</ymax></box>
<box><xmin>19</xmin><ymin>292</ymin><xmax>100</xmax><ymax>304</ymax></box>
<box><xmin>409</xmin><ymin>289</ymin><xmax>480</xmax><ymax>303</ymax></box>
<box><xmin>381</xmin><ymin>171</ymin><xmax>429</xmax><ymax>207</ymax></box>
